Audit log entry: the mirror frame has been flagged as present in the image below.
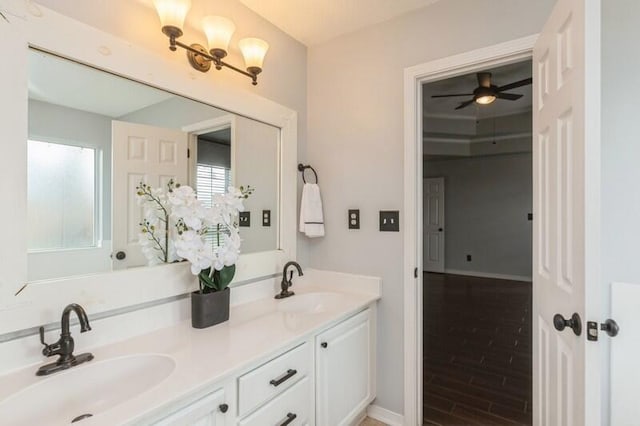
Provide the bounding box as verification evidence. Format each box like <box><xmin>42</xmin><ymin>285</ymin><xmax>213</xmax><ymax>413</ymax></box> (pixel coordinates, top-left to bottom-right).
<box><xmin>0</xmin><ymin>5</ymin><xmax>297</xmax><ymax>334</ymax></box>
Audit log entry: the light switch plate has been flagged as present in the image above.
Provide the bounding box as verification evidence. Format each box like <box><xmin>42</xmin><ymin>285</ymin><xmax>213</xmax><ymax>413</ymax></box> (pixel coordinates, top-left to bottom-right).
<box><xmin>348</xmin><ymin>209</ymin><xmax>360</xmax><ymax>229</ymax></box>
<box><xmin>239</xmin><ymin>211</ymin><xmax>250</xmax><ymax>227</ymax></box>
<box><xmin>379</xmin><ymin>211</ymin><xmax>399</xmax><ymax>232</ymax></box>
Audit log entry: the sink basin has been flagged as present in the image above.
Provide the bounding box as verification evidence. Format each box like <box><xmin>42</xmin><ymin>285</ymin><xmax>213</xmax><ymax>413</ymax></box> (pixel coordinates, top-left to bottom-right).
<box><xmin>277</xmin><ymin>292</ymin><xmax>343</xmax><ymax>314</ymax></box>
<box><xmin>0</xmin><ymin>353</ymin><xmax>175</xmax><ymax>425</ymax></box>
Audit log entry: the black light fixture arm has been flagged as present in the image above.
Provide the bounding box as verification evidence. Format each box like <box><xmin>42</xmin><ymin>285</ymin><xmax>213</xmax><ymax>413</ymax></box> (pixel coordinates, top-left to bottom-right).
<box><xmin>166</xmin><ymin>30</ymin><xmax>259</xmax><ymax>86</ymax></box>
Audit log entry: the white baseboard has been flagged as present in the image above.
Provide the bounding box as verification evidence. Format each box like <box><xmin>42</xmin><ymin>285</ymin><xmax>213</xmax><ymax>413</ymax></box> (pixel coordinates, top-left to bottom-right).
<box><xmin>443</xmin><ymin>269</ymin><xmax>532</xmax><ymax>282</ymax></box>
<box><xmin>367</xmin><ymin>404</ymin><xmax>404</xmax><ymax>426</ymax></box>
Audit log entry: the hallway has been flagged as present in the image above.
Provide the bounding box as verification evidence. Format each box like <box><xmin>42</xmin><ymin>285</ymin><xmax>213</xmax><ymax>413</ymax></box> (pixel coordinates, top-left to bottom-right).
<box><xmin>423</xmin><ymin>273</ymin><xmax>532</xmax><ymax>425</ymax></box>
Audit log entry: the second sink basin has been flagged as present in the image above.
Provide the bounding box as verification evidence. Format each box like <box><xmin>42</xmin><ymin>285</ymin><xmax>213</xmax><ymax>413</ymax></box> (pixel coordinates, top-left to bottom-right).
<box><xmin>277</xmin><ymin>292</ymin><xmax>343</xmax><ymax>314</ymax></box>
<box><xmin>0</xmin><ymin>353</ymin><xmax>175</xmax><ymax>425</ymax></box>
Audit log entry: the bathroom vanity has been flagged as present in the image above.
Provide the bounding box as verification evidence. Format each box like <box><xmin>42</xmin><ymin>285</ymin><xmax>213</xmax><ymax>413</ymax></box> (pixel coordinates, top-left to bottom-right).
<box><xmin>0</xmin><ymin>271</ymin><xmax>380</xmax><ymax>425</ymax></box>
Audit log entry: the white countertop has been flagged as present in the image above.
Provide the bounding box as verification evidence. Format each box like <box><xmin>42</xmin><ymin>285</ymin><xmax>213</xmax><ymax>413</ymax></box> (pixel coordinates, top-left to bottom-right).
<box><xmin>0</xmin><ymin>275</ymin><xmax>380</xmax><ymax>425</ymax></box>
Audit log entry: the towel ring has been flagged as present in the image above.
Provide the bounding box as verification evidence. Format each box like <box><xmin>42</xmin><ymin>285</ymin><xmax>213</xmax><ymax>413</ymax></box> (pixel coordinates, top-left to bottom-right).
<box><xmin>298</xmin><ymin>163</ymin><xmax>318</xmax><ymax>184</ymax></box>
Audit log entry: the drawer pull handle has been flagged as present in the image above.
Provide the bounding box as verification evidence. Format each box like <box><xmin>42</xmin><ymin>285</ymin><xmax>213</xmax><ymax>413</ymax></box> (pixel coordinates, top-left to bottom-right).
<box><xmin>270</xmin><ymin>369</ymin><xmax>297</xmax><ymax>387</ymax></box>
<box><xmin>279</xmin><ymin>412</ymin><xmax>297</xmax><ymax>426</ymax></box>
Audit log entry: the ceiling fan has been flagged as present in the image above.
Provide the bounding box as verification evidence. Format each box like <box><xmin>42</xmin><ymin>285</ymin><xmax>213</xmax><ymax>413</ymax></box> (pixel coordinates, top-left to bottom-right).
<box><xmin>431</xmin><ymin>72</ymin><xmax>532</xmax><ymax>110</ymax></box>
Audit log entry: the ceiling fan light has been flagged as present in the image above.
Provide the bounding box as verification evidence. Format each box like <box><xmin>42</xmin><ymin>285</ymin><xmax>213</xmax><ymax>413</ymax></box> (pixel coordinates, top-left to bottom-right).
<box><xmin>476</xmin><ymin>95</ymin><xmax>496</xmax><ymax>105</ymax></box>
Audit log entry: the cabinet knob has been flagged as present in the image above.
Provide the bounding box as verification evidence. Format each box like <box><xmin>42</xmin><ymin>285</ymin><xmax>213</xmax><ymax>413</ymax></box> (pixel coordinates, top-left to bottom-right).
<box><xmin>219</xmin><ymin>403</ymin><xmax>229</xmax><ymax>413</ymax></box>
<box><xmin>321</xmin><ymin>342</ymin><xmax>328</xmax><ymax>348</ymax></box>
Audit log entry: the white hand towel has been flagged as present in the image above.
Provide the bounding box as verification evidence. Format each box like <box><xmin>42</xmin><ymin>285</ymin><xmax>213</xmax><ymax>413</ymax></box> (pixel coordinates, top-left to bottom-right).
<box><xmin>299</xmin><ymin>183</ymin><xmax>325</xmax><ymax>238</ymax></box>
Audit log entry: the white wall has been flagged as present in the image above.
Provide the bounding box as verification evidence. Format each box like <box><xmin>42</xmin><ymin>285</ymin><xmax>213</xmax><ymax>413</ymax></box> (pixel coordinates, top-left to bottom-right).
<box><xmin>601</xmin><ymin>1</ymin><xmax>640</xmax><ymax>423</ymax></box>
<box><xmin>424</xmin><ymin>153</ymin><xmax>532</xmax><ymax>279</ymax></box>
<box><xmin>307</xmin><ymin>0</ymin><xmax>555</xmax><ymax>414</ymax></box>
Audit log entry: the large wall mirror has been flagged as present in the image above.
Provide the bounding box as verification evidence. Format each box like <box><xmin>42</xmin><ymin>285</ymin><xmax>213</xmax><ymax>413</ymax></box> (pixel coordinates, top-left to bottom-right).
<box><xmin>27</xmin><ymin>49</ymin><xmax>280</xmax><ymax>282</ymax></box>
<box><xmin>0</xmin><ymin>6</ymin><xmax>297</xmax><ymax>334</ymax></box>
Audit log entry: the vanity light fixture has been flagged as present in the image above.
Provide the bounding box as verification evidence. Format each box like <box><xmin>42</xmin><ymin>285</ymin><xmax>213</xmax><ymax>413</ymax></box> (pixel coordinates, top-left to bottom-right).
<box><xmin>153</xmin><ymin>0</ymin><xmax>269</xmax><ymax>85</ymax></box>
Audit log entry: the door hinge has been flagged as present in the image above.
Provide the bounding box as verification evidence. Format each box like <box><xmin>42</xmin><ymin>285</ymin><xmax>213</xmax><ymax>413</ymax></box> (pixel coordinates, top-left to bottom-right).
<box><xmin>187</xmin><ymin>148</ymin><xmax>190</xmax><ymax>158</ymax></box>
<box><xmin>587</xmin><ymin>319</ymin><xmax>620</xmax><ymax>341</ymax></box>
<box><xmin>414</xmin><ymin>267</ymin><xmax>418</xmax><ymax>278</ymax></box>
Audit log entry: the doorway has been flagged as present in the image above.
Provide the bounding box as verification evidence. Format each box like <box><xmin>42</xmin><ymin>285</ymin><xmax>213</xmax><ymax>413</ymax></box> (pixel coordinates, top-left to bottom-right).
<box><xmin>421</xmin><ymin>60</ymin><xmax>533</xmax><ymax>424</ymax></box>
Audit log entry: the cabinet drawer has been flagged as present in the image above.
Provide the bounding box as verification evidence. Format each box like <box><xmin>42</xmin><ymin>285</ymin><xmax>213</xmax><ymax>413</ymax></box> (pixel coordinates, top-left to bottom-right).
<box><xmin>239</xmin><ymin>376</ymin><xmax>310</xmax><ymax>426</ymax></box>
<box><xmin>238</xmin><ymin>343</ymin><xmax>310</xmax><ymax>416</ymax></box>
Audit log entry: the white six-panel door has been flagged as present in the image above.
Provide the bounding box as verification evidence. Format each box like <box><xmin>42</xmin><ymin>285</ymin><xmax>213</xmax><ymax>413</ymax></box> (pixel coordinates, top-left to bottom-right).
<box><xmin>423</xmin><ymin>177</ymin><xmax>445</xmax><ymax>273</ymax></box>
<box><xmin>112</xmin><ymin>120</ymin><xmax>188</xmax><ymax>269</ymax></box>
<box><xmin>532</xmin><ymin>0</ymin><xmax>601</xmax><ymax>425</ymax></box>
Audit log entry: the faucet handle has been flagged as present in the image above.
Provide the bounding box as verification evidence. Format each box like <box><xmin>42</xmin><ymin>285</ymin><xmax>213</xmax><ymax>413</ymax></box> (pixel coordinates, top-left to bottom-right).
<box><xmin>38</xmin><ymin>326</ymin><xmax>60</xmax><ymax>357</ymax></box>
<box><xmin>39</xmin><ymin>326</ymin><xmax>46</xmax><ymax>346</ymax></box>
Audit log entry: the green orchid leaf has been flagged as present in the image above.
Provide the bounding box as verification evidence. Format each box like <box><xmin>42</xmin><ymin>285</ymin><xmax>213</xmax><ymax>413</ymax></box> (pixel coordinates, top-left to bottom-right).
<box><xmin>216</xmin><ymin>265</ymin><xmax>236</xmax><ymax>291</ymax></box>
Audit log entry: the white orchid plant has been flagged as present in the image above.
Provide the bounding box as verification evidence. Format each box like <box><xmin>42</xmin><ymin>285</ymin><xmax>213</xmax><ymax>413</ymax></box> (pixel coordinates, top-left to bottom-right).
<box><xmin>136</xmin><ymin>180</ymin><xmax>252</xmax><ymax>293</ymax></box>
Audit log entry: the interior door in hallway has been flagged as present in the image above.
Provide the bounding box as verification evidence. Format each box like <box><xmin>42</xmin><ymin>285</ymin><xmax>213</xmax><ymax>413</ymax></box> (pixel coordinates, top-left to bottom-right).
<box><xmin>112</xmin><ymin>120</ymin><xmax>188</xmax><ymax>270</ymax></box>
<box><xmin>424</xmin><ymin>177</ymin><xmax>445</xmax><ymax>273</ymax></box>
<box><xmin>532</xmin><ymin>0</ymin><xmax>602</xmax><ymax>425</ymax></box>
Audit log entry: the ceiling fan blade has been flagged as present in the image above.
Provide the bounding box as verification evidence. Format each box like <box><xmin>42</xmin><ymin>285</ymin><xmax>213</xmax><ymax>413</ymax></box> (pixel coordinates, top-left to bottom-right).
<box><xmin>431</xmin><ymin>93</ymin><xmax>474</xmax><ymax>98</ymax></box>
<box><xmin>495</xmin><ymin>92</ymin><xmax>523</xmax><ymax>101</ymax></box>
<box><xmin>477</xmin><ymin>72</ymin><xmax>492</xmax><ymax>88</ymax></box>
<box><xmin>497</xmin><ymin>77</ymin><xmax>532</xmax><ymax>92</ymax></box>
<box><xmin>455</xmin><ymin>99</ymin><xmax>475</xmax><ymax>110</ymax></box>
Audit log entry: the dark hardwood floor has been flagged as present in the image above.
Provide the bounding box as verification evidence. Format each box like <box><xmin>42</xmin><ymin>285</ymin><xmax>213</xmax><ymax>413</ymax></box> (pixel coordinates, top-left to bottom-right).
<box><xmin>423</xmin><ymin>273</ymin><xmax>532</xmax><ymax>425</ymax></box>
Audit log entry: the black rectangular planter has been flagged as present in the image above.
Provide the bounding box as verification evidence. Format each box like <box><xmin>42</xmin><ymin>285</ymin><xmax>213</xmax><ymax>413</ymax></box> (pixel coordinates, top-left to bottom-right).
<box><xmin>191</xmin><ymin>288</ymin><xmax>230</xmax><ymax>329</ymax></box>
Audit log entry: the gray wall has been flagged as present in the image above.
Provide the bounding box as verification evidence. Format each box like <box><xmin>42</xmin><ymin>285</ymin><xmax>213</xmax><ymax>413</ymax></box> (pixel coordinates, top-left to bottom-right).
<box><xmin>424</xmin><ymin>154</ymin><xmax>532</xmax><ymax>278</ymax></box>
<box><xmin>601</xmin><ymin>1</ymin><xmax>640</xmax><ymax>423</ymax></box>
<box><xmin>307</xmin><ymin>0</ymin><xmax>555</xmax><ymax>414</ymax></box>
<box><xmin>28</xmin><ymin>99</ymin><xmax>112</xmax><ymax>237</ymax></box>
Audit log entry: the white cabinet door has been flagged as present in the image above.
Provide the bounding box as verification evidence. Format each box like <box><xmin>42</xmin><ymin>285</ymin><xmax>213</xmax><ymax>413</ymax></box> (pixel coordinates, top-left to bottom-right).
<box><xmin>155</xmin><ymin>388</ymin><xmax>229</xmax><ymax>426</ymax></box>
<box><xmin>316</xmin><ymin>309</ymin><xmax>371</xmax><ymax>426</ymax></box>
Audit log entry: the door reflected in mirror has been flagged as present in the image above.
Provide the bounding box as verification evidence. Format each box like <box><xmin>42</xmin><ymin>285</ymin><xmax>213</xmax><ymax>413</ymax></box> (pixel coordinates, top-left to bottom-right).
<box><xmin>27</xmin><ymin>49</ymin><xmax>280</xmax><ymax>282</ymax></box>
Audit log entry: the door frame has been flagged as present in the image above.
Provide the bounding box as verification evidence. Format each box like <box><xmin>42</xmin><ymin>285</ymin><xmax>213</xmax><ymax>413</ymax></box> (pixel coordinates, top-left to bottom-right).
<box><xmin>402</xmin><ymin>34</ymin><xmax>537</xmax><ymax>425</ymax></box>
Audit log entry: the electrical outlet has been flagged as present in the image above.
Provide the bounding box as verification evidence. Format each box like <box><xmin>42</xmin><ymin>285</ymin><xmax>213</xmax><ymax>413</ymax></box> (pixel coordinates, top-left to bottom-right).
<box><xmin>262</xmin><ymin>210</ymin><xmax>271</xmax><ymax>227</ymax></box>
<box><xmin>239</xmin><ymin>211</ymin><xmax>250</xmax><ymax>227</ymax></box>
<box><xmin>348</xmin><ymin>209</ymin><xmax>360</xmax><ymax>229</ymax></box>
<box><xmin>466</xmin><ymin>254</ymin><xmax>472</xmax><ymax>262</ymax></box>
<box><xmin>379</xmin><ymin>211</ymin><xmax>400</xmax><ymax>232</ymax></box>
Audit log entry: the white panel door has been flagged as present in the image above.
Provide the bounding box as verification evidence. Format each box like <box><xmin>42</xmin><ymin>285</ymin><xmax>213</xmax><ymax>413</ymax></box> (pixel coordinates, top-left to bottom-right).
<box><xmin>532</xmin><ymin>1</ymin><xmax>601</xmax><ymax>425</ymax></box>
<box><xmin>423</xmin><ymin>177</ymin><xmax>445</xmax><ymax>273</ymax></box>
<box><xmin>112</xmin><ymin>120</ymin><xmax>188</xmax><ymax>269</ymax></box>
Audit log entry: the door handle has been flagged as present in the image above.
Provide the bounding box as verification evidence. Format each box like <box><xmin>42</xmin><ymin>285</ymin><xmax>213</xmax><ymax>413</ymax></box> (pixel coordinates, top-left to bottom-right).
<box><xmin>553</xmin><ymin>312</ymin><xmax>582</xmax><ymax>336</ymax></box>
<box><xmin>112</xmin><ymin>251</ymin><xmax>126</xmax><ymax>260</ymax></box>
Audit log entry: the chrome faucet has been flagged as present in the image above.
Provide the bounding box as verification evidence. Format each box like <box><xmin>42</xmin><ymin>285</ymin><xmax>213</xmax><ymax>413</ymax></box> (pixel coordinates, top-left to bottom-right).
<box><xmin>37</xmin><ymin>303</ymin><xmax>94</xmax><ymax>376</ymax></box>
<box><xmin>275</xmin><ymin>261</ymin><xmax>303</xmax><ymax>299</ymax></box>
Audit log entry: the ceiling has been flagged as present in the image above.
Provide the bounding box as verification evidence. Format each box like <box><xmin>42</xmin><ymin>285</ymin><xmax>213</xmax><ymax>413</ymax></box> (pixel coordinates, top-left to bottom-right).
<box><xmin>29</xmin><ymin>49</ymin><xmax>173</xmax><ymax>118</ymax></box>
<box><xmin>423</xmin><ymin>60</ymin><xmax>533</xmax><ymax>119</ymax></box>
<box><xmin>238</xmin><ymin>0</ymin><xmax>442</xmax><ymax>46</ymax></box>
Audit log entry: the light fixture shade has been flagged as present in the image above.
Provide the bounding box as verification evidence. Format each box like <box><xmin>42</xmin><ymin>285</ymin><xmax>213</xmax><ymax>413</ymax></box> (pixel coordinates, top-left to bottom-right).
<box><xmin>475</xmin><ymin>95</ymin><xmax>496</xmax><ymax>105</ymax></box>
<box><xmin>153</xmin><ymin>0</ymin><xmax>191</xmax><ymax>33</ymax></box>
<box><xmin>202</xmin><ymin>16</ymin><xmax>236</xmax><ymax>55</ymax></box>
<box><xmin>239</xmin><ymin>38</ymin><xmax>269</xmax><ymax>73</ymax></box>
